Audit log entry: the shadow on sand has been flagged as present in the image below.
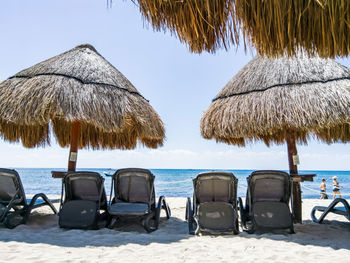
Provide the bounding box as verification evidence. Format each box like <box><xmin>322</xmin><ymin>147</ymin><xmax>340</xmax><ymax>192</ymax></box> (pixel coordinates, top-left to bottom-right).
<box><xmin>0</xmin><ymin>212</ymin><xmax>349</xmax><ymax>250</ymax></box>
<box><xmin>0</xmin><ymin>213</ymin><xmax>190</xmax><ymax>248</ymax></box>
<box><xmin>230</xmin><ymin>219</ymin><xmax>350</xmax><ymax>250</ymax></box>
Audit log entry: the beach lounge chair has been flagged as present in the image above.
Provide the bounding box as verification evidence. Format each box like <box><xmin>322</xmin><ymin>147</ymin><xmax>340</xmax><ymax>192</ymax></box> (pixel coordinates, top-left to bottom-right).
<box><xmin>59</xmin><ymin>171</ymin><xmax>108</xmax><ymax>229</ymax></box>
<box><xmin>107</xmin><ymin>168</ymin><xmax>171</xmax><ymax>232</ymax></box>
<box><xmin>311</xmin><ymin>198</ymin><xmax>350</xmax><ymax>223</ymax></box>
<box><xmin>185</xmin><ymin>171</ymin><xmax>239</xmax><ymax>235</ymax></box>
<box><xmin>239</xmin><ymin>170</ymin><xmax>294</xmax><ymax>234</ymax></box>
<box><xmin>0</xmin><ymin>168</ymin><xmax>58</xmax><ymax>229</ymax></box>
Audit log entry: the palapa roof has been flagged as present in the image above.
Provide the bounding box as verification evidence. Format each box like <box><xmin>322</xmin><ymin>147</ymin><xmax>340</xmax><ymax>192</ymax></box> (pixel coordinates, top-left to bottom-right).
<box><xmin>200</xmin><ymin>53</ymin><xmax>350</xmax><ymax>146</ymax></box>
<box><xmin>0</xmin><ymin>44</ymin><xmax>165</xmax><ymax>149</ymax></box>
<box><xmin>235</xmin><ymin>0</ymin><xmax>350</xmax><ymax>58</ymax></box>
<box><xmin>136</xmin><ymin>0</ymin><xmax>238</xmax><ymax>53</ymax></box>
<box><xmin>133</xmin><ymin>0</ymin><xmax>350</xmax><ymax>57</ymax></box>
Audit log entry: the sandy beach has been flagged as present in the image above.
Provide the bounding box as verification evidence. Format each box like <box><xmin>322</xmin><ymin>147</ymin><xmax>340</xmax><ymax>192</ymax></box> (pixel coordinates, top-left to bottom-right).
<box><xmin>0</xmin><ymin>198</ymin><xmax>349</xmax><ymax>263</ymax></box>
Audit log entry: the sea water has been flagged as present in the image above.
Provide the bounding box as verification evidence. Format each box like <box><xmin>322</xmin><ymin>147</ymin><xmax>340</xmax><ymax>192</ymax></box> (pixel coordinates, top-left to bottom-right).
<box><xmin>13</xmin><ymin>168</ymin><xmax>350</xmax><ymax>199</ymax></box>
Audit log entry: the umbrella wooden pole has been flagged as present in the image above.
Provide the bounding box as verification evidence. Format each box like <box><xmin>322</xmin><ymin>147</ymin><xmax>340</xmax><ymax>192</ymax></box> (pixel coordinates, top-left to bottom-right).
<box><xmin>68</xmin><ymin>121</ymin><xmax>81</xmax><ymax>172</ymax></box>
<box><xmin>286</xmin><ymin>131</ymin><xmax>302</xmax><ymax>224</ymax></box>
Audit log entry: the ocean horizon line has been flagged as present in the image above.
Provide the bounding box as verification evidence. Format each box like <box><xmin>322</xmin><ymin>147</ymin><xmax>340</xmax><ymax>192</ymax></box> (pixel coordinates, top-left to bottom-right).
<box><xmin>7</xmin><ymin>167</ymin><xmax>350</xmax><ymax>172</ymax></box>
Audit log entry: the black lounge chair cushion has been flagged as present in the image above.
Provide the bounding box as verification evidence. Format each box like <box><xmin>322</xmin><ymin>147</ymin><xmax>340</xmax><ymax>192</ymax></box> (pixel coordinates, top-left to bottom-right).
<box><xmin>59</xmin><ymin>200</ymin><xmax>99</xmax><ymax>229</ymax></box>
<box><xmin>108</xmin><ymin>202</ymin><xmax>149</xmax><ymax>216</ymax></box>
<box><xmin>198</xmin><ymin>202</ymin><xmax>236</xmax><ymax>231</ymax></box>
<box><xmin>253</xmin><ymin>202</ymin><xmax>292</xmax><ymax>228</ymax></box>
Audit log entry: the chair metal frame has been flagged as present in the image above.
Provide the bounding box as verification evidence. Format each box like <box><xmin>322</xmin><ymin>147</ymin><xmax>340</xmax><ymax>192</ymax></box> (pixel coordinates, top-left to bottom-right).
<box><xmin>108</xmin><ymin>168</ymin><xmax>170</xmax><ymax>232</ymax></box>
<box><xmin>0</xmin><ymin>168</ymin><xmax>58</xmax><ymax>229</ymax></box>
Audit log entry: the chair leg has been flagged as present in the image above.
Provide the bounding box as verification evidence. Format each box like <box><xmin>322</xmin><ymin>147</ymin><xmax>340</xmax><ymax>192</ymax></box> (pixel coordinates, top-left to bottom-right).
<box><xmin>238</xmin><ymin>197</ymin><xmax>247</xmax><ymax>230</ymax></box>
<box><xmin>186</xmin><ymin>198</ymin><xmax>198</xmax><ymax>235</ymax></box>
<box><xmin>238</xmin><ymin>197</ymin><xmax>256</xmax><ymax>233</ymax></box>
<box><xmin>159</xmin><ymin>196</ymin><xmax>171</xmax><ymax>219</ymax></box>
<box><xmin>233</xmin><ymin>210</ymin><xmax>239</xmax><ymax>235</ymax></box>
<box><xmin>311</xmin><ymin>198</ymin><xmax>350</xmax><ymax>223</ymax></box>
<box><xmin>108</xmin><ymin>217</ymin><xmax>117</xmax><ymax>229</ymax></box>
<box><xmin>143</xmin><ymin>196</ymin><xmax>170</xmax><ymax>232</ymax></box>
<box><xmin>185</xmin><ymin>198</ymin><xmax>191</xmax><ymax>221</ymax></box>
<box><xmin>29</xmin><ymin>193</ymin><xmax>58</xmax><ymax>214</ymax></box>
<box><xmin>192</xmin><ymin>217</ymin><xmax>199</xmax><ymax>235</ymax></box>
<box><xmin>143</xmin><ymin>211</ymin><xmax>157</xmax><ymax>233</ymax></box>
<box><xmin>25</xmin><ymin>193</ymin><xmax>58</xmax><ymax>223</ymax></box>
<box><xmin>289</xmin><ymin>225</ymin><xmax>295</xmax><ymax>234</ymax></box>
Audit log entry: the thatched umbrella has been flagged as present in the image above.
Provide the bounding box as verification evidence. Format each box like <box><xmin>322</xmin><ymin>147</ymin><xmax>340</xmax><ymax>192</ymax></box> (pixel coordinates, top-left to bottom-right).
<box><xmin>0</xmin><ymin>44</ymin><xmax>165</xmax><ymax>171</ymax></box>
<box><xmin>131</xmin><ymin>0</ymin><xmax>350</xmax><ymax>57</ymax></box>
<box><xmin>135</xmin><ymin>0</ymin><xmax>239</xmax><ymax>53</ymax></box>
<box><xmin>201</xmin><ymin>53</ymin><xmax>350</xmax><ymax>223</ymax></box>
<box><xmin>234</xmin><ymin>0</ymin><xmax>350</xmax><ymax>58</ymax></box>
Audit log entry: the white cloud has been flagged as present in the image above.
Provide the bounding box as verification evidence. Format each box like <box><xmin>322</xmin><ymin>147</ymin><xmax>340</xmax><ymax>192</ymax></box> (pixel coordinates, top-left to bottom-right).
<box><xmin>0</xmin><ymin>140</ymin><xmax>349</xmax><ymax>171</ymax></box>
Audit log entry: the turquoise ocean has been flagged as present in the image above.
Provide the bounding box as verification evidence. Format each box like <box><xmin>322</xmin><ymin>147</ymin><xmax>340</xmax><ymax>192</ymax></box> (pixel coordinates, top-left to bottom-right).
<box><xmin>13</xmin><ymin>168</ymin><xmax>350</xmax><ymax>199</ymax></box>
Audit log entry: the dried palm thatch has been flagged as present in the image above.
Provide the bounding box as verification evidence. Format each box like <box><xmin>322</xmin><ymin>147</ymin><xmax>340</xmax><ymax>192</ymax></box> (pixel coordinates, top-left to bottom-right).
<box><xmin>234</xmin><ymin>0</ymin><xmax>350</xmax><ymax>58</ymax></box>
<box><xmin>131</xmin><ymin>0</ymin><xmax>350</xmax><ymax>57</ymax></box>
<box><xmin>0</xmin><ymin>44</ymin><xmax>165</xmax><ymax>150</ymax></box>
<box><xmin>201</xmin><ymin>53</ymin><xmax>350</xmax><ymax>146</ymax></box>
<box><xmin>136</xmin><ymin>0</ymin><xmax>238</xmax><ymax>53</ymax></box>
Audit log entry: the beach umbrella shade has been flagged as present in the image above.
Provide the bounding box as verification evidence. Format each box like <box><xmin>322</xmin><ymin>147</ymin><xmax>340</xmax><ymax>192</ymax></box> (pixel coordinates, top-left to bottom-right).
<box><xmin>0</xmin><ymin>44</ymin><xmax>165</xmax><ymax>172</ymax></box>
<box><xmin>134</xmin><ymin>0</ymin><xmax>239</xmax><ymax>53</ymax></box>
<box><xmin>234</xmin><ymin>0</ymin><xmax>350</xmax><ymax>58</ymax></box>
<box><xmin>200</xmin><ymin>53</ymin><xmax>350</xmax><ymax>223</ymax></box>
<box><xmin>130</xmin><ymin>0</ymin><xmax>350</xmax><ymax>57</ymax></box>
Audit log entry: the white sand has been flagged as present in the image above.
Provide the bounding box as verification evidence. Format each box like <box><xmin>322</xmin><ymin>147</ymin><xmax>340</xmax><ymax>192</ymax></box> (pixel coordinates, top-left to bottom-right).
<box><xmin>0</xmin><ymin>198</ymin><xmax>349</xmax><ymax>263</ymax></box>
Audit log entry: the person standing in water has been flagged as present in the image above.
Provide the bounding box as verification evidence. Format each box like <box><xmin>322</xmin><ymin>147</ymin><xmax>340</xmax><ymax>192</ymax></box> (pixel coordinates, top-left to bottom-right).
<box><xmin>331</xmin><ymin>176</ymin><xmax>342</xmax><ymax>200</ymax></box>
<box><xmin>320</xmin><ymin>178</ymin><xmax>328</xmax><ymax>199</ymax></box>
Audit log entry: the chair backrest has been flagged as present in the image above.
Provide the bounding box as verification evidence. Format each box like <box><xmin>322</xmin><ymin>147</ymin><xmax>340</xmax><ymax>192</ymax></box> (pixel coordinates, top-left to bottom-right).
<box><xmin>193</xmin><ymin>172</ymin><xmax>238</xmax><ymax>205</ymax></box>
<box><xmin>247</xmin><ymin>170</ymin><xmax>291</xmax><ymax>203</ymax></box>
<box><xmin>0</xmin><ymin>168</ymin><xmax>26</xmax><ymax>206</ymax></box>
<box><xmin>113</xmin><ymin>168</ymin><xmax>155</xmax><ymax>204</ymax></box>
<box><xmin>63</xmin><ymin>171</ymin><xmax>107</xmax><ymax>209</ymax></box>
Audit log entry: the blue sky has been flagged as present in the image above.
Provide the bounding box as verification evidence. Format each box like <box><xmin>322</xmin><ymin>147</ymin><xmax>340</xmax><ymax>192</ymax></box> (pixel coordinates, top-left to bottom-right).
<box><xmin>0</xmin><ymin>0</ymin><xmax>349</xmax><ymax>170</ymax></box>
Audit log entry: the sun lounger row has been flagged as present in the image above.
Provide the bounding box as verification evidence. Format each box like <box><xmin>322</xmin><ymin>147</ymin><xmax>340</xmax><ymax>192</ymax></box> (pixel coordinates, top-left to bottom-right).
<box><xmin>186</xmin><ymin>170</ymin><xmax>294</xmax><ymax>234</ymax></box>
<box><xmin>0</xmin><ymin>168</ymin><xmax>171</xmax><ymax>231</ymax></box>
<box><xmin>2</xmin><ymin>168</ymin><xmax>347</xmax><ymax>233</ymax></box>
<box><xmin>0</xmin><ymin>168</ymin><xmax>292</xmax><ymax>233</ymax></box>
<box><xmin>58</xmin><ymin>168</ymin><xmax>171</xmax><ymax>231</ymax></box>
